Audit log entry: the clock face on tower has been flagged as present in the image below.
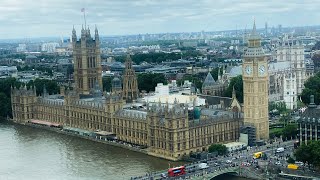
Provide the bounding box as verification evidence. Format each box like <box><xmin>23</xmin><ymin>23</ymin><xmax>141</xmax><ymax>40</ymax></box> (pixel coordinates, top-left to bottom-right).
<box><xmin>259</xmin><ymin>65</ymin><xmax>265</xmax><ymax>75</ymax></box>
<box><xmin>245</xmin><ymin>65</ymin><xmax>252</xmax><ymax>75</ymax></box>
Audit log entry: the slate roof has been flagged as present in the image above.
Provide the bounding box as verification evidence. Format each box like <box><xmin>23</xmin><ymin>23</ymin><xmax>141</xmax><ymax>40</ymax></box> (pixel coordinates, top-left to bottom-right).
<box><xmin>202</xmin><ymin>72</ymin><xmax>216</xmax><ymax>88</ymax></box>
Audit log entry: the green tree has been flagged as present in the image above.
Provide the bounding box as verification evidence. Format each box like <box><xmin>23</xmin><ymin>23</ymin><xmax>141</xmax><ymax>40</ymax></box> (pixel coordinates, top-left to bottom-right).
<box><xmin>287</xmin><ymin>156</ymin><xmax>295</xmax><ymax>164</ymax></box>
<box><xmin>301</xmin><ymin>72</ymin><xmax>320</xmax><ymax>104</ymax></box>
<box><xmin>208</xmin><ymin>144</ymin><xmax>228</xmax><ymax>155</ymax></box>
<box><xmin>269</xmin><ymin>128</ymin><xmax>283</xmax><ymax>138</ymax></box>
<box><xmin>27</xmin><ymin>79</ymin><xmax>59</xmax><ymax>95</ymax></box>
<box><xmin>114</xmin><ymin>51</ymin><xmax>202</xmax><ymax>64</ymax></box>
<box><xmin>312</xmin><ymin>53</ymin><xmax>320</xmax><ymax>68</ymax></box>
<box><xmin>210</xmin><ymin>67</ymin><xmax>223</xmax><ymax>81</ymax></box>
<box><xmin>279</xmin><ymin>114</ymin><xmax>291</xmax><ymax>125</ymax></box>
<box><xmin>269</xmin><ymin>101</ymin><xmax>288</xmax><ymax>114</ymax></box>
<box><xmin>0</xmin><ymin>92</ymin><xmax>11</xmax><ymax>118</ymax></box>
<box><xmin>137</xmin><ymin>73</ymin><xmax>167</xmax><ymax>92</ymax></box>
<box><xmin>177</xmin><ymin>74</ymin><xmax>202</xmax><ymax>91</ymax></box>
<box><xmin>0</xmin><ymin>78</ymin><xmax>24</xmax><ymax>119</ymax></box>
<box><xmin>223</xmin><ymin>75</ymin><xmax>243</xmax><ymax>103</ymax></box>
<box><xmin>102</xmin><ymin>76</ymin><xmax>112</xmax><ymax>92</ymax></box>
<box><xmin>295</xmin><ymin>141</ymin><xmax>320</xmax><ymax>168</ymax></box>
<box><xmin>282</xmin><ymin>124</ymin><xmax>298</xmax><ymax>140</ymax></box>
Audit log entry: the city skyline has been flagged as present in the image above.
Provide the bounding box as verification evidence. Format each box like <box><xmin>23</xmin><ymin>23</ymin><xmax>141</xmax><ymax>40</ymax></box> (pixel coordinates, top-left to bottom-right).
<box><xmin>1</xmin><ymin>0</ymin><xmax>320</xmax><ymax>39</ymax></box>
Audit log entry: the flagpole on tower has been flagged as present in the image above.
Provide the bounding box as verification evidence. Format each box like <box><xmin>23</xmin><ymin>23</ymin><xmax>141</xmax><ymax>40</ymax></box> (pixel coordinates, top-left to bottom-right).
<box><xmin>81</xmin><ymin>8</ymin><xmax>87</xmax><ymax>29</ymax></box>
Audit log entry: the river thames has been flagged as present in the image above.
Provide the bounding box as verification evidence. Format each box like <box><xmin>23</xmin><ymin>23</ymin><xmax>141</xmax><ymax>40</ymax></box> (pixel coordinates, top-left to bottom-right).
<box><xmin>0</xmin><ymin>122</ymin><xmax>247</xmax><ymax>180</ymax></box>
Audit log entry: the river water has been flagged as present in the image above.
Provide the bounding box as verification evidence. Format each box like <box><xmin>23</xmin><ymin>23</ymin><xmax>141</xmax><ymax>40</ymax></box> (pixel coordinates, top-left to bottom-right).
<box><xmin>0</xmin><ymin>122</ymin><xmax>247</xmax><ymax>180</ymax></box>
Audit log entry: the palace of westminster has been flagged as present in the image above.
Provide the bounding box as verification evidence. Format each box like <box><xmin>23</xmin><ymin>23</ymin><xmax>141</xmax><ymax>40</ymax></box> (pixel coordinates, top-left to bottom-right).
<box><xmin>11</xmin><ymin>23</ymin><xmax>269</xmax><ymax>160</ymax></box>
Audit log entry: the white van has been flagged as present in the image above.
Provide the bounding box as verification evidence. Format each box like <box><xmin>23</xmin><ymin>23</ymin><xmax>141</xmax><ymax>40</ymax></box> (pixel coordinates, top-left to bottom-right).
<box><xmin>198</xmin><ymin>163</ymin><xmax>209</xmax><ymax>170</ymax></box>
<box><xmin>276</xmin><ymin>147</ymin><xmax>284</xmax><ymax>153</ymax></box>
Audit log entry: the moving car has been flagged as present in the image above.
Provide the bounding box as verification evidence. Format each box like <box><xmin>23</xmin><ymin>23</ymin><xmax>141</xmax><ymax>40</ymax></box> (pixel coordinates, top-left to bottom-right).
<box><xmin>276</xmin><ymin>147</ymin><xmax>284</xmax><ymax>153</ymax></box>
<box><xmin>198</xmin><ymin>163</ymin><xmax>209</xmax><ymax>170</ymax></box>
<box><xmin>287</xmin><ymin>164</ymin><xmax>299</xmax><ymax>170</ymax></box>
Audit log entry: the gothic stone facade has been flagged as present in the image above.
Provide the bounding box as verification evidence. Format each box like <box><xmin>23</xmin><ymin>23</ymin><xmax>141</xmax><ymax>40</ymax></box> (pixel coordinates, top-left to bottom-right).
<box><xmin>242</xmin><ymin>22</ymin><xmax>269</xmax><ymax>140</ymax></box>
<box><xmin>11</xmin><ymin>87</ymin><xmax>241</xmax><ymax>161</ymax></box>
<box><xmin>72</xmin><ymin>27</ymin><xmax>103</xmax><ymax>95</ymax></box>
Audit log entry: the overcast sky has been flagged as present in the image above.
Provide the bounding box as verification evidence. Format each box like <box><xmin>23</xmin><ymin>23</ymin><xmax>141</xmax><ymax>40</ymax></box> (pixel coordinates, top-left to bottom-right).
<box><xmin>0</xmin><ymin>0</ymin><xmax>319</xmax><ymax>39</ymax></box>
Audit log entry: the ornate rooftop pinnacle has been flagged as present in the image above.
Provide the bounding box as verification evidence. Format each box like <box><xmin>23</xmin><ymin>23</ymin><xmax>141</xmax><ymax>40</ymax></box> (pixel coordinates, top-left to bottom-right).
<box><xmin>249</xmin><ymin>18</ymin><xmax>260</xmax><ymax>40</ymax></box>
<box><xmin>232</xmin><ymin>85</ymin><xmax>236</xmax><ymax>99</ymax></box>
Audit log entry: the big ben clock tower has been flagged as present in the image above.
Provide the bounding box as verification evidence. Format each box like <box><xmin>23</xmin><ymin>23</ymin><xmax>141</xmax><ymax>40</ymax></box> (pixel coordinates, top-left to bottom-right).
<box><xmin>243</xmin><ymin>21</ymin><xmax>269</xmax><ymax>140</ymax></box>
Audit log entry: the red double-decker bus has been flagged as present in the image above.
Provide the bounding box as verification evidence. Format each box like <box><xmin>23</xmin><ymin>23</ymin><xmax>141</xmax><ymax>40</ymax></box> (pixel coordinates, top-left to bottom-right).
<box><xmin>168</xmin><ymin>166</ymin><xmax>186</xmax><ymax>177</ymax></box>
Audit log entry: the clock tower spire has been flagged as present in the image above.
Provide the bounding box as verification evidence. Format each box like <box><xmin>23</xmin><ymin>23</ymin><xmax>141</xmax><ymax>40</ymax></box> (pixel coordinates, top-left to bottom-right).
<box><xmin>242</xmin><ymin>20</ymin><xmax>269</xmax><ymax>140</ymax></box>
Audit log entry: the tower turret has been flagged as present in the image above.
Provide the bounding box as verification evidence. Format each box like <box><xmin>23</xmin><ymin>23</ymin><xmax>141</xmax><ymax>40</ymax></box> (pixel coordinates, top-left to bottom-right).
<box><xmin>73</xmin><ymin>25</ymin><xmax>103</xmax><ymax>95</ymax></box>
<box><xmin>95</xmin><ymin>25</ymin><xmax>99</xmax><ymax>43</ymax></box>
<box><xmin>81</xmin><ymin>25</ymin><xmax>86</xmax><ymax>40</ymax></box>
<box><xmin>72</xmin><ymin>26</ymin><xmax>77</xmax><ymax>44</ymax></box>
<box><xmin>112</xmin><ymin>75</ymin><xmax>122</xmax><ymax>95</ymax></box>
<box><xmin>122</xmin><ymin>53</ymin><xmax>139</xmax><ymax>103</ymax></box>
<box><xmin>87</xmin><ymin>26</ymin><xmax>91</xmax><ymax>37</ymax></box>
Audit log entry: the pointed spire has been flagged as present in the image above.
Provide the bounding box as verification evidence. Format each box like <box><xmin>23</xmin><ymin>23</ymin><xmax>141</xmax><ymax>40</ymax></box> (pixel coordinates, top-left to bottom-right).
<box><xmin>125</xmin><ymin>53</ymin><xmax>133</xmax><ymax>70</ymax></box>
<box><xmin>95</xmin><ymin>25</ymin><xmax>99</xmax><ymax>42</ymax></box>
<box><xmin>81</xmin><ymin>25</ymin><xmax>85</xmax><ymax>36</ymax></box>
<box><xmin>232</xmin><ymin>85</ymin><xmax>236</xmax><ymax>99</ymax></box>
<box><xmin>72</xmin><ymin>26</ymin><xmax>77</xmax><ymax>42</ymax></box>
<box><xmin>43</xmin><ymin>85</ymin><xmax>47</xmax><ymax>97</ymax></box>
<box><xmin>24</xmin><ymin>84</ymin><xmax>27</xmax><ymax>90</ymax></box>
<box><xmin>218</xmin><ymin>67</ymin><xmax>221</xmax><ymax>82</ymax></box>
<box><xmin>95</xmin><ymin>25</ymin><xmax>98</xmax><ymax>34</ymax></box>
<box><xmin>33</xmin><ymin>85</ymin><xmax>36</xmax><ymax>95</ymax></box>
<box><xmin>252</xmin><ymin>18</ymin><xmax>256</xmax><ymax>35</ymax></box>
<box><xmin>87</xmin><ymin>25</ymin><xmax>90</xmax><ymax>35</ymax></box>
<box><xmin>249</xmin><ymin>18</ymin><xmax>260</xmax><ymax>39</ymax></box>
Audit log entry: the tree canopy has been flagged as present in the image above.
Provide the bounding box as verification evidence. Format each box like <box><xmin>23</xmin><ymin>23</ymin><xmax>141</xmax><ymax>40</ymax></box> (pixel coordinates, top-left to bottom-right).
<box><xmin>300</xmin><ymin>72</ymin><xmax>320</xmax><ymax>104</ymax></box>
<box><xmin>177</xmin><ymin>74</ymin><xmax>202</xmax><ymax>91</ymax></box>
<box><xmin>102</xmin><ymin>76</ymin><xmax>112</xmax><ymax>92</ymax></box>
<box><xmin>208</xmin><ymin>144</ymin><xmax>228</xmax><ymax>155</ymax></box>
<box><xmin>223</xmin><ymin>75</ymin><xmax>243</xmax><ymax>103</ymax></box>
<box><xmin>312</xmin><ymin>53</ymin><xmax>320</xmax><ymax>68</ymax></box>
<box><xmin>294</xmin><ymin>141</ymin><xmax>320</xmax><ymax>168</ymax></box>
<box><xmin>282</xmin><ymin>124</ymin><xmax>298</xmax><ymax>140</ymax></box>
<box><xmin>0</xmin><ymin>92</ymin><xmax>11</xmax><ymax>118</ymax></box>
<box><xmin>210</xmin><ymin>67</ymin><xmax>223</xmax><ymax>81</ymax></box>
<box><xmin>17</xmin><ymin>65</ymin><xmax>53</xmax><ymax>76</ymax></box>
<box><xmin>137</xmin><ymin>73</ymin><xmax>167</xmax><ymax>92</ymax></box>
<box><xmin>269</xmin><ymin>101</ymin><xmax>288</xmax><ymax>115</ymax></box>
<box><xmin>27</xmin><ymin>79</ymin><xmax>59</xmax><ymax>96</ymax></box>
<box><xmin>0</xmin><ymin>77</ymin><xmax>60</xmax><ymax>120</ymax></box>
<box><xmin>0</xmin><ymin>78</ymin><xmax>23</xmax><ymax>119</ymax></box>
<box><xmin>114</xmin><ymin>51</ymin><xmax>202</xmax><ymax>65</ymax></box>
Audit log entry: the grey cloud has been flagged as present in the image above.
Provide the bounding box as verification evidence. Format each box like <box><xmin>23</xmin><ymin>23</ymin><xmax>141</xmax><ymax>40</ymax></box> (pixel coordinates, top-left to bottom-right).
<box><xmin>0</xmin><ymin>0</ymin><xmax>319</xmax><ymax>38</ymax></box>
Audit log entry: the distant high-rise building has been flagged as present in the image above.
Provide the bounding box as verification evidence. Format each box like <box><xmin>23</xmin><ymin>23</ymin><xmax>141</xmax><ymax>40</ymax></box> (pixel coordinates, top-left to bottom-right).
<box><xmin>242</xmin><ymin>21</ymin><xmax>269</xmax><ymax>140</ymax></box>
<box><xmin>278</xmin><ymin>24</ymin><xmax>282</xmax><ymax>34</ymax></box>
<box><xmin>265</xmin><ymin>22</ymin><xmax>268</xmax><ymax>36</ymax></box>
<box><xmin>72</xmin><ymin>26</ymin><xmax>103</xmax><ymax>95</ymax></box>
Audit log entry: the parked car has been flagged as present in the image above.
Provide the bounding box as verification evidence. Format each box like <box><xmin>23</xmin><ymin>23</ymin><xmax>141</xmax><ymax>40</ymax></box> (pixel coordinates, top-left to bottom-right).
<box><xmin>295</xmin><ymin>161</ymin><xmax>304</xmax><ymax>166</ymax></box>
